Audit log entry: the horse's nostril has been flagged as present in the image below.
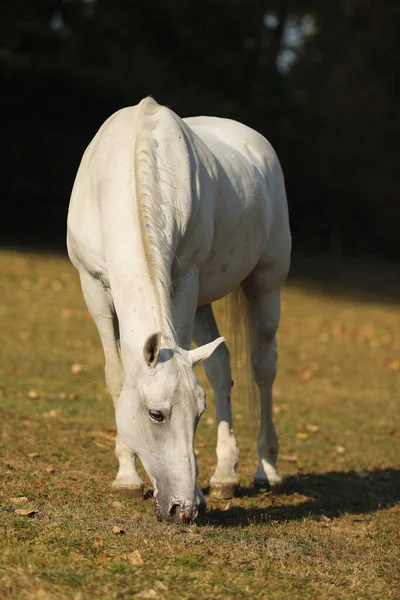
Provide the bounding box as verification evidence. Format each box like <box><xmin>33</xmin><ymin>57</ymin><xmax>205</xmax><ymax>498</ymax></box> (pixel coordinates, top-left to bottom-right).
<box><xmin>169</xmin><ymin>503</ymin><xmax>181</xmax><ymax>520</ymax></box>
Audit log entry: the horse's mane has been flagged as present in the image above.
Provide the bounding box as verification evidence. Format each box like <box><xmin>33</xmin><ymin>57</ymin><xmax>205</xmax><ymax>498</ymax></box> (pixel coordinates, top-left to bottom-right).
<box><xmin>135</xmin><ymin>98</ymin><xmax>257</xmax><ymax>409</ymax></box>
<box><xmin>134</xmin><ymin>97</ymin><xmax>175</xmax><ymax>342</ymax></box>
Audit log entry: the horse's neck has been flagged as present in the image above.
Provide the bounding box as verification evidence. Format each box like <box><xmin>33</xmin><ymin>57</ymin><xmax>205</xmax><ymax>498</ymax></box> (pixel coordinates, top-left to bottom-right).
<box><xmin>101</xmin><ymin>189</ymin><xmax>176</xmax><ymax>363</ymax></box>
<box><xmin>112</xmin><ymin>251</ymin><xmax>176</xmax><ymax>372</ymax></box>
<box><xmin>118</xmin><ymin>281</ymin><xmax>173</xmax><ymax>345</ymax></box>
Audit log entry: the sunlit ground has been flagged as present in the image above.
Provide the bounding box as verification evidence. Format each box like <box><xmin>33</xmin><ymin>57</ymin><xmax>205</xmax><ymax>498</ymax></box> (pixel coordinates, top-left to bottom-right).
<box><xmin>0</xmin><ymin>250</ymin><xmax>399</xmax><ymax>599</ymax></box>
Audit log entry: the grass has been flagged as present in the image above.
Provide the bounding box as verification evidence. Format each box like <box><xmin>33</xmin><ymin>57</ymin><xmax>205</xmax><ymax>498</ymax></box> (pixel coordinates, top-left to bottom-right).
<box><xmin>0</xmin><ymin>249</ymin><xmax>399</xmax><ymax>600</ymax></box>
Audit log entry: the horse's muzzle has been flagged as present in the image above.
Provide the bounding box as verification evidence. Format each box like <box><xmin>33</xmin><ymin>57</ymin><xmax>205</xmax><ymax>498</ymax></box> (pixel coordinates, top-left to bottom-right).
<box><xmin>168</xmin><ymin>500</ymin><xmax>198</xmax><ymax>523</ymax></box>
<box><xmin>154</xmin><ymin>492</ymin><xmax>198</xmax><ymax>523</ymax></box>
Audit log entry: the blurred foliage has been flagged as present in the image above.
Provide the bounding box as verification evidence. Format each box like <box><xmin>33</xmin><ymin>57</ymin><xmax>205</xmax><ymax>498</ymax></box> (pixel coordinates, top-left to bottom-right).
<box><xmin>1</xmin><ymin>0</ymin><xmax>399</xmax><ymax>256</ymax></box>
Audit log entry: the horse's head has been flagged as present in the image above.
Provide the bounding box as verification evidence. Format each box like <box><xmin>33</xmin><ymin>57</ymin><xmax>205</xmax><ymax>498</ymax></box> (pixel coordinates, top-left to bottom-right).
<box><xmin>116</xmin><ymin>332</ymin><xmax>224</xmax><ymax>522</ymax></box>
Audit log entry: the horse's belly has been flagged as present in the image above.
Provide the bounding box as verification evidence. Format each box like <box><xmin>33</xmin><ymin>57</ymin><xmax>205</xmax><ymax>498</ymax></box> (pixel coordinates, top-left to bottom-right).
<box><xmin>197</xmin><ymin>180</ymin><xmax>271</xmax><ymax>305</ymax></box>
<box><xmin>198</xmin><ymin>237</ymin><xmax>264</xmax><ymax>305</ymax></box>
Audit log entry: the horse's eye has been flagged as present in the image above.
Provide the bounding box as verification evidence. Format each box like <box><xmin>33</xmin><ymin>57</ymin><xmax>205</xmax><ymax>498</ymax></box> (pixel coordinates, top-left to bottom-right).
<box><xmin>149</xmin><ymin>410</ymin><xmax>165</xmax><ymax>423</ymax></box>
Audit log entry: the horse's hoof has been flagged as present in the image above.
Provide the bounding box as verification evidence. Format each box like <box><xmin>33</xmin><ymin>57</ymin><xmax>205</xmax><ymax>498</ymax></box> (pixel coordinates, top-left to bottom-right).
<box><xmin>254</xmin><ymin>478</ymin><xmax>282</xmax><ymax>494</ymax></box>
<box><xmin>112</xmin><ymin>484</ymin><xmax>144</xmax><ymax>498</ymax></box>
<box><xmin>209</xmin><ymin>483</ymin><xmax>238</xmax><ymax>499</ymax></box>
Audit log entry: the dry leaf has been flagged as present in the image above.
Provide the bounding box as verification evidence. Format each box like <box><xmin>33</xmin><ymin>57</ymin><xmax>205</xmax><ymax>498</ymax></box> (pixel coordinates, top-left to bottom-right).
<box><xmin>387</xmin><ymin>360</ymin><xmax>399</xmax><ymax>371</ymax></box>
<box><xmin>46</xmin><ymin>465</ymin><xmax>56</xmax><ymax>473</ymax></box>
<box><xmin>273</xmin><ymin>403</ymin><xmax>289</xmax><ymax>414</ymax></box>
<box><xmin>9</xmin><ymin>496</ymin><xmax>29</xmax><ymax>504</ymax></box>
<box><xmin>27</xmin><ymin>452</ymin><xmax>39</xmax><ymax>458</ymax></box>
<box><xmin>311</xmin><ymin>514</ymin><xmax>331</xmax><ymax>523</ymax></box>
<box><xmin>126</xmin><ymin>550</ymin><xmax>144</xmax><ymax>566</ymax></box>
<box><xmin>301</xmin><ymin>370</ymin><xmax>313</xmax><ymax>382</ymax></box>
<box><xmin>90</xmin><ymin>429</ymin><xmax>116</xmax><ymax>442</ymax></box>
<box><xmin>297</xmin><ymin>432</ymin><xmax>309</xmax><ymax>440</ymax></box>
<box><xmin>71</xmin><ymin>363</ymin><xmax>85</xmax><ymax>375</ymax></box>
<box><xmin>58</xmin><ymin>391</ymin><xmax>77</xmax><ymax>400</ymax></box>
<box><xmin>19</xmin><ymin>331</ymin><xmax>31</xmax><ymax>342</ymax></box>
<box><xmin>57</xmin><ymin>391</ymin><xmax>77</xmax><ymax>401</ymax></box>
<box><xmin>93</xmin><ymin>538</ymin><xmax>105</xmax><ymax>548</ymax></box>
<box><xmin>281</xmin><ymin>454</ymin><xmax>298</xmax><ymax>463</ymax></box>
<box><xmin>336</xmin><ymin>445</ymin><xmax>345</xmax><ymax>454</ymax></box>
<box><xmin>205</xmin><ymin>417</ymin><xmax>215</xmax><ymax>426</ymax></box>
<box><xmin>306</xmin><ymin>424</ymin><xmax>320</xmax><ymax>433</ymax></box>
<box><xmin>15</xmin><ymin>509</ymin><xmax>39</xmax><ymax>517</ymax></box>
<box><xmin>43</xmin><ymin>409</ymin><xmax>60</xmax><ymax>418</ymax></box>
<box><xmin>93</xmin><ymin>440</ymin><xmax>110</xmax><ymax>450</ymax></box>
<box><xmin>134</xmin><ymin>590</ymin><xmax>158</xmax><ymax>599</ymax></box>
<box><xmin>320</xmin><ymin>515</ymin><xmax>331</xmax><ymax>523</ymax></box>
<box><xmin>223</xmin><ymin>501</ymin><xmax>236</xmax><ymax>511</ymax></box>
<box><xmin>27</xmin><ymin>390</ymin><xmax>39</xmax><ymax>399</ymax></box>
<box><xmin>112</xmin><ymin>526</ymin><xmax>125</xmax><ymax>535</ymax></box>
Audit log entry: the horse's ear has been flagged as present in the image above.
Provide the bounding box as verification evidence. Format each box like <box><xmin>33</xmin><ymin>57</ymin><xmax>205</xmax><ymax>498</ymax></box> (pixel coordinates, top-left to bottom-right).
<box><xmin>187</xmin><ymin>337</ymin><xmax>225</xmax><ymax>367</ymax></box>
<box><xmin>143</xmin><ymin>332</ymin><xmax>162</xmax><ymax>368</ymax></box>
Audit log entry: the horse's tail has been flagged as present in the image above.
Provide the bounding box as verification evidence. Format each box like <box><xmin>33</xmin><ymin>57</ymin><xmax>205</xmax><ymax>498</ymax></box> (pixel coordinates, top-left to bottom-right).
<box><xmin>219</xmin><ymin>287</ymin><xmax>258</xmax><ymax>416</ymax></box>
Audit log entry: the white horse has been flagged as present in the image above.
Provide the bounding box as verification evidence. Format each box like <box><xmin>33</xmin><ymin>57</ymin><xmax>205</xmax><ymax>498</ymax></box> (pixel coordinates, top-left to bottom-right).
<box><xmin>67</xmin><ymin>97</ymin><xmax>291</xmax><ymax>522</ymax></box>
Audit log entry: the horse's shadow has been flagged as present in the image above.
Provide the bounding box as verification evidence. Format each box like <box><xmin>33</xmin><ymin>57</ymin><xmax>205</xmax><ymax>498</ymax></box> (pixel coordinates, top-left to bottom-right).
<box><xmin>199</xmin><ymin>468</ymin><xmax>400</xmax><ymax>527</ymax></box>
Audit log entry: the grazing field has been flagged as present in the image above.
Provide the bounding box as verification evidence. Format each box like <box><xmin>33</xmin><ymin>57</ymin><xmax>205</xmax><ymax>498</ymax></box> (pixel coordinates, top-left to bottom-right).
<box><xmin>0</xmin><ymin>250</ymin><xmax>399</xmax><ymax>600</ymax></box>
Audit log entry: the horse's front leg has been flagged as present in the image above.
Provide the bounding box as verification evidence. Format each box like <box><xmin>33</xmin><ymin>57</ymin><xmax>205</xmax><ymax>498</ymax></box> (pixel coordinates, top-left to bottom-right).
<box><xmin>78</xmin><ymin>270</ymin><xmax>144</xmax><ymax>496</ymax></box>
<box><xmin>171</xmin><ymin>266</ymin><xmax>199</xmax><ymax>349</ymax></box>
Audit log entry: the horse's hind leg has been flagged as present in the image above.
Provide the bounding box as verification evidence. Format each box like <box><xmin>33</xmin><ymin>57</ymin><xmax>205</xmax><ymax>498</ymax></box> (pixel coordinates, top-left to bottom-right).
<box><xmin>78</xmin><ymin>270</ymin><xmax>144</xmax><ymax>496</ymax></box>
<box><xmin>242</xmin><ymin>277</ymin><xmax>283</xmax><ymax>491</ymax></box>
<box><xmin>193</xmin><ymin>304</ymin><xmax>239</xmax><ymax>498</ymax></box>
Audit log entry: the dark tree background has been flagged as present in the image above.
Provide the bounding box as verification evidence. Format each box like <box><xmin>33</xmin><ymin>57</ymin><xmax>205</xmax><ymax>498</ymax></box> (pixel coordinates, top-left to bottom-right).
<box><xmin>1</xmin><ymin>0</ymin><xmax>399</xmax><ymax>257</ymax></box>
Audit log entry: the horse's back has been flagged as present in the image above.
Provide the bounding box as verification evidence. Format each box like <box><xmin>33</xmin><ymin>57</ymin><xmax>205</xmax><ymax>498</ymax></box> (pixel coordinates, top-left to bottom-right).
<box><xmin>185</xmin><ymin>114</ymin><xmax>290</xmax><ymax>251</ymax></box>
<box><xmin>184</xmin><ymin>116</ymin><xmax>291</xmax><ymax>301</ymax></box>
<box><xmin>184</xmin><ymin>115</ymin><xmax>277</xmax><ymax>174</ymax></box>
